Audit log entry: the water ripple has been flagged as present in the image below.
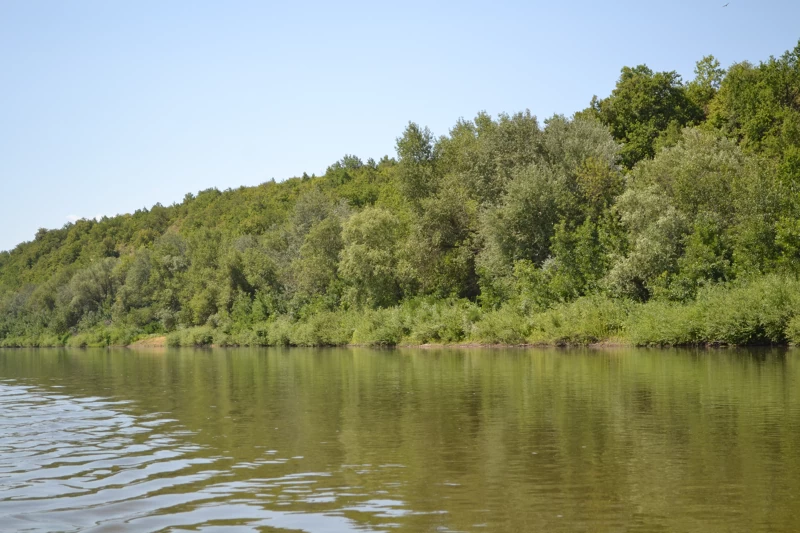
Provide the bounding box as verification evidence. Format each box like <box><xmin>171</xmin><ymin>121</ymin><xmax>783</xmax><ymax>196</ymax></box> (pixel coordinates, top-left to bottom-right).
<box><xmin>0</xmin><ymin>382</ymin><xmax>403</xmax><ymax>532</ymax></box>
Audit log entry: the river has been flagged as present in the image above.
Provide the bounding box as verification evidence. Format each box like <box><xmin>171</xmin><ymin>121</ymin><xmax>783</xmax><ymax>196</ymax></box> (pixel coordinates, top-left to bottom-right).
<box><xmin>0</xmin><ymin>347</ymin><xmax>798</xmax><ymax>532</ymax></box>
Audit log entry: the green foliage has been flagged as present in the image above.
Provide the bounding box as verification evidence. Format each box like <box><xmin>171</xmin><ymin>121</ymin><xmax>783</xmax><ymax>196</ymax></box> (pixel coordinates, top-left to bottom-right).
<box><xmin>291</xmin><ymin>215</ymin><xmax>346</xmax><ymax>305</ymax></box>
<box><xmin>65</xmin><ymin>325</ymin><xmax>140</xmax><ymax>348</ymax></box>
<box><xmin>351</xmin><ymin>308</ymin><xmax>406</xmax><ymax>346</ymax></box>
<box><xmin>3</xmin><ymin>42</ymin><xmax>800</xmax><ymax>347</ymax></box>
<box><xmin>436</xmin><ymin>110</ymin><xmax>543</xmax><ymax>205</ymax></box>
<box><xmin>785</xmin><ymin>315</ymin><xmax>800</xmax><ymax>345</ymax></box>
<box><xmin>482</xmin><ymin>164</ymin><xmax>562</xmax><ymax>266</ymax></box>
<box><xmin>400</xmin><ymin>298</ymin><xmax>481</xmax><ymax>344</ymax></box>
<box><xmin>627</xmin><ymin>275</ymin><xmax>800</xmax><ymax>346</ymax></box>
<box><xmin>339</xmin><ymin>207</ymin><xmax>405</xmax><ymax>307</ymax></box>
<box><xmin>687</xmin><ymin>55</ymin><xmax>725</xmax><ymax>115</ymax></box>
<box><xmin>590</xmin><ymin>65</ymin><xmax>703</xmax><ymax>168</ymax></box>
<box><xmin>287</xmin><ymin>311</ymin><xmax>353</xmax><ymax>346</ymax></box>
<box><xmin>606</xmin><ymin>129</ymin><xmax>779</xmax><ymax>301</ymax></box>
<box><xmin>166</xmin><ymin>326</ymin><xmax>215</xmax><ymax>347</ymax></box>
<box><xmin>396</xmin><ymin>122</ymin><xmax>438</xmax><ymax>205</ymax></box>
<box><xmin>709</xmin><ymin>43</ymin><xmax>800</xmax><ymax>161</ymax></box>
<box><xmin>624</xmin><ymin>300</ymin><xmax>703</xmax><ymax>346</ymax></box>
<box><xmin>528</xmin><ymin>295</ymin><xmax>631</xmax><ymax>345</ymax></box>
<box><xmin>470</xmin><ymin>307</ymin><xmax>530</xmax><ymax>345</ymax></box>
<box><xmin>406</xmin><ymin>181</ymin><xmax>479</xmax><ymax>298</ymax></box>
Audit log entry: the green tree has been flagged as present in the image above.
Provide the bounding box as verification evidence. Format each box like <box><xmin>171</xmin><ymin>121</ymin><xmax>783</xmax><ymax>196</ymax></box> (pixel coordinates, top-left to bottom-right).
<box><xmin>590</xmin><ymin>65</ymin><xmax>703</xmax><ymax>168</ymax></box>
<box><xmin>606</xmin><ymin>129</ymin><xmax>779</xmax><ymax>300</ymax></box>
<box><xmin>708</xmin><ymin>41</ymin><xmax>800</xmax><ymax>189</ymax></box>
<box><xmin>395</xmin><ymin>122</ymin><xmax>438</xmax><ymax>206</ymax></box>
<box><xmin>687</xmin><ymin>55</ymin><xmax>725</xmax><ymax>115</ymax></box>
<box><xmin>291</xmin><ymin>216</ymin><xmax>345</xmax><ymax>305</ymax></box>
<box><xmin>406</xmin><ymin>181</ymin><xmax>479</xmax><ymax>298</ymax></box>
<box><xmin>339</xmin><ymin>207</ymin><xmax>405</xmax><ymax>307</ymax></box>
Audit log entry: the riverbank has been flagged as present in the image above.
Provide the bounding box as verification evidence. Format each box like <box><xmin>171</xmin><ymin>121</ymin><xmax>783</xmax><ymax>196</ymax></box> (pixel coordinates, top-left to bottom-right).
<box><xmin>122</xmin><ymin>274</ymin><xmax>800</xmax><ymax>349</ymax></box>
<box><xmin>3</xmin><ymin>275</ymin><xmax>799</xmax><ymax>349</ymax></box>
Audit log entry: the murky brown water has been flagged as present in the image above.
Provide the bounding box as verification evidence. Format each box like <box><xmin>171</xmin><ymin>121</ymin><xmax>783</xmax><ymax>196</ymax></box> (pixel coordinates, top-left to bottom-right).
<box><xmin>0</xmin><ymin>347</ymin><xmax>799</xmax><ymax>532</ymax></box>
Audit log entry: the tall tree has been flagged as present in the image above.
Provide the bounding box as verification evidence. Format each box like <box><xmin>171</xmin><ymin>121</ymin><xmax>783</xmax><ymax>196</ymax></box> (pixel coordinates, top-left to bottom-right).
<box><xmin>589</xmin><ymin>65</ymin><xmax>703</xmax><ymax>168</ymax></box>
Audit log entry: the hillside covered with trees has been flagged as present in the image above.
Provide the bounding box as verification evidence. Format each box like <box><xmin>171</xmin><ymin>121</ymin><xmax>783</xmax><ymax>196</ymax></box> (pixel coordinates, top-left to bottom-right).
<box><xmin>3</xmin><ymin>42</ymin><xmax>800</xmax><ymax>347</ymax></box>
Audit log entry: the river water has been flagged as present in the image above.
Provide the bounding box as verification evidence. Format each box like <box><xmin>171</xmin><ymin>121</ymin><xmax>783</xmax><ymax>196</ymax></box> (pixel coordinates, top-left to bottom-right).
<box><xmin>0</xmin><ymin>347</ymin><xmax>798</xmax><ymax>532</ymax></box>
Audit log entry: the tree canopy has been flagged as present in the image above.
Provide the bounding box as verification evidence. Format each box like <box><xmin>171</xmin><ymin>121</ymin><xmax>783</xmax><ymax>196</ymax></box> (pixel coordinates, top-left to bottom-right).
<box><xmin>3</xmin><ymin>40</ymin><xmax>800</xmax><ymax>347</ymax></box>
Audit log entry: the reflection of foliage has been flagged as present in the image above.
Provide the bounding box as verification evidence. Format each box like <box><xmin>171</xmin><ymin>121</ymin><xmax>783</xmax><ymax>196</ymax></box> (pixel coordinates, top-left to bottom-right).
<box><xmin>11</xmin><ymin>346</ymin><xmax>799</xmax><ymax>531</ymax></box>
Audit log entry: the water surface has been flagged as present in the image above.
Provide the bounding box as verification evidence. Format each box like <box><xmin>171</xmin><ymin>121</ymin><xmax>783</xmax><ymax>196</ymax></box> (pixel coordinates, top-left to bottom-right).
<box><xmin>0</xmin><ymin>347</ymin><xmax>798</xmax><ymax>532</ymax></box>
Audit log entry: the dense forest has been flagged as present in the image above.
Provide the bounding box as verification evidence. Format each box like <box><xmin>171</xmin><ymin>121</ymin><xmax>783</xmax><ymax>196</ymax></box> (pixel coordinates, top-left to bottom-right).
<box><xmin>3</xmin><ymin>42</ymin><xmax>800</xmax><ymax>347</ymax></box>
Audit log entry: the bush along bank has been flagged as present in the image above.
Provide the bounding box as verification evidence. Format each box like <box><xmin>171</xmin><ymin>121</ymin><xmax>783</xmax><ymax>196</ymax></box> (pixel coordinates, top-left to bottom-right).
<box><xmin>5</xmin><ymin>275</ymin><xmax>798</xmax><ymax>348</ymax></box>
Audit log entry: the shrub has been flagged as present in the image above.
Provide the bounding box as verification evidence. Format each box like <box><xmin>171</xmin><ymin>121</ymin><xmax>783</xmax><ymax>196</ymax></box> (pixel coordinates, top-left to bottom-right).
<box><xmin>351</xmin><ymin>308</ymin><xmax>406</xmax><ymax>346</ymax></box>
<box><xmin>626</xmin><ymin>300</ymin><xmax>701</xmax><ymax>346</ymax></box>
<box><xmin>288</xmin><ymin>311</ymin><xmax>353</xmax><ymax>346</ymax></box>
<box><xmin>696</xmin><ymin>275</ymin><xmax>800</xmax><ymax>345</ymax></box>
<box><xmin>528</xmin><ymin>295</ymin><xmax>630</xmax><ymax>345</ymax></box>
<box><xmin>470</xmin><ymin>306</ymin><xmax>531</xmax><ymax>345</ymax></box>
<box><xmin>402</xmin><ymin>299</ymin><xmax>481</xmax><ymax>344</ymax></box>
<box><xmin>786</xmin><ymin>315</ymin><xmax>800</xmax><ymax>345</ymax></box>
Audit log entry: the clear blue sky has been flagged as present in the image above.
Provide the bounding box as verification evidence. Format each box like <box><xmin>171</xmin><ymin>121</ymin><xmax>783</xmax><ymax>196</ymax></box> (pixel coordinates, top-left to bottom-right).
<box><xmin>1</xmin><ymin>0</ymin><xmax>798</xmax><ymax>251</ymax></box>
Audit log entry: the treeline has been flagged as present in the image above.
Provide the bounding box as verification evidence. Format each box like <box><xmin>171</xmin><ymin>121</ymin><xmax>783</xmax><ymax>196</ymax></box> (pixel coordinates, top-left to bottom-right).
<box><xmin>2</xmin><ymin>42</ymin><xmax>800</xmax><ymax>347</ymax></box>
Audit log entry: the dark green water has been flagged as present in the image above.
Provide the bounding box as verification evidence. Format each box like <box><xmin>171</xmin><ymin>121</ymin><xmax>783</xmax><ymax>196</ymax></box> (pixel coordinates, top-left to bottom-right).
<box><xmin>0</xmin><ymin>348</ymin><xmax>799</xmax><ymax>532</ymax></box>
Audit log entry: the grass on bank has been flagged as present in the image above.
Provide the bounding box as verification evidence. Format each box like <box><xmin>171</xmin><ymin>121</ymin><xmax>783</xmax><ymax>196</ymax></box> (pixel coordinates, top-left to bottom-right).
<box><xmin>4</xmin><ymin>275</ymin><xmax>800</xmax><ymax>348</ymax></box>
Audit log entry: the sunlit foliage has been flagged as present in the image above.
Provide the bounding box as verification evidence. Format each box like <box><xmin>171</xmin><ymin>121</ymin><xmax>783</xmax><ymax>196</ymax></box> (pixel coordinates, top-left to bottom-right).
<box><xmin>3</xmin><ymin>41</ymin><xmax>800</xmax><ymax>347</ymax></box>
